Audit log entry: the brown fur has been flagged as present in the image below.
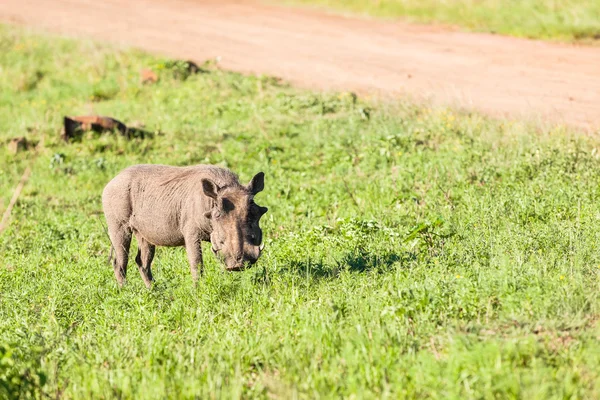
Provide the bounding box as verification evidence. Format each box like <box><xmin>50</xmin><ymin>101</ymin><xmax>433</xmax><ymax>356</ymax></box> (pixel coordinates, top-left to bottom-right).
<box><xmin>102</xmin><ymin>164</ymin><xmax>267</xmax><ymax>288</ymax></box>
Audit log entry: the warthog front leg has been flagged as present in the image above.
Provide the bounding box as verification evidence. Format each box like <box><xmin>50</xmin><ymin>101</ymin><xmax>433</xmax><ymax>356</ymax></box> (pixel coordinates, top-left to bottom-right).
<box><xmin>184</xmin><ymin>235</ymin><xmax>203</xmax><ymax>283</ymax></box>
<box><xmin>134</xmin><ymin>233</ymin><xmax>155</xmax><ymax>289</ymax></box>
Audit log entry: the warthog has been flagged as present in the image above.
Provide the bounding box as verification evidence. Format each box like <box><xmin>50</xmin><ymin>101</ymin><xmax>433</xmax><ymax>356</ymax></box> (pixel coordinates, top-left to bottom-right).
<box><xmin>102</xmin><ymin>164</ymin><xmax>268</xmax><ymax>287</ymax></box>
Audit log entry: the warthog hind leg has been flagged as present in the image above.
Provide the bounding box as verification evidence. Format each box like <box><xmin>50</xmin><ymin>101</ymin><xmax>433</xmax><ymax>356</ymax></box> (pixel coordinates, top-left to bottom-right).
<box><xmin>135</xmin><ymin>233</ymin><xmax>155</xmax><ymax>289</ymax></box>
<box><xmin>108</xmin><ymin>224</ymin><xmax>132</xmax><ymax>287</ymax></box>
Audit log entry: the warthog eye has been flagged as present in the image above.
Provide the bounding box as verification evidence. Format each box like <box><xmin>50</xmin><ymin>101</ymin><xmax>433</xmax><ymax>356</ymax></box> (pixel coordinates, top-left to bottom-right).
<box><xmin>222</xmin><ymin>198</ymin><xmax>235</xmax><ymax>212</ymax></box>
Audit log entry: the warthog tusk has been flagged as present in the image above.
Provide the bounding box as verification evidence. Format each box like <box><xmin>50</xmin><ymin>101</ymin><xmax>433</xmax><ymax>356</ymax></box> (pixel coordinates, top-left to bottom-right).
<box><xmin>259</xmin><ymin>243</ymin><xmax>265</xmax><ymax>251</ymax></box>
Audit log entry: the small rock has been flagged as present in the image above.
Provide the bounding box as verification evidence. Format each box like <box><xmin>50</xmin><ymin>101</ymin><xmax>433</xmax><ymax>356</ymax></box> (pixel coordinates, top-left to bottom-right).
<box><xmin>140</xmin><ymin>69</ymin><xmax>158</xmax><ymax>84</ymax></box>
<box><xmin>61</xmin><ymin>115</ymin><xmax>152</xmax><ymax>141</ymax></box>
<box><xmin>62</xmin><ymin>115</ymin><xmax>128</xmax><ymax>142</ymax></box>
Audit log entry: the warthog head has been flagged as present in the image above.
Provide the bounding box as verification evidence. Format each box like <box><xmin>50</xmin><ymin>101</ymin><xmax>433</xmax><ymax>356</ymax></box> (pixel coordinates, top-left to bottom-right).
<box><xmin>202</xmin><ymin>172</ymin><xmax>268</xmax><ymax>271</ymax></box>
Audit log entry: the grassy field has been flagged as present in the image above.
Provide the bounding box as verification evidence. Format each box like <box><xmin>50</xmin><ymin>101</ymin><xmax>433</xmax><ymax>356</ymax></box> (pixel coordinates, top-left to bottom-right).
<box><xmin>1</xmin><ymin>24</ymin><xmax>600</xmax><ymax>399</ymax></box>
<box><xmin>282</xmin><ymin>0</ymin><xmax>600</xmax><ymax>42</ymax></box>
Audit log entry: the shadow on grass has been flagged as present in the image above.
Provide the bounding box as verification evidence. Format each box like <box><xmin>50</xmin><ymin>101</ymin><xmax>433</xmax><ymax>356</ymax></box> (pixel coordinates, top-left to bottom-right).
<box><xmin>282</xmin><ymin>251</ymin><xmax>408</xmax><ymax>279</ymax></box>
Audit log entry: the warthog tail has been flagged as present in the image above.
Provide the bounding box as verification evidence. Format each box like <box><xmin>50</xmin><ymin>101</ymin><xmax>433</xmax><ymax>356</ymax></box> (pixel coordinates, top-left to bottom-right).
<box><xmin>107</xmin><ymin>245</ymin><xmax>114</xmax><ymax>266</ymax></box>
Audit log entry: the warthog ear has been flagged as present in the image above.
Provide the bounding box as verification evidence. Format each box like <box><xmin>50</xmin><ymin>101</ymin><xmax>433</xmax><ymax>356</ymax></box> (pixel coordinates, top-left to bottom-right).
<box><xmin>202</xmin><ymin>179</ymin><xmax>219</xmax><ymax>199</ymax></box>
<box><xmin>248</xmin><ymin>172</ymin><xmax>265</xmax><ymax>195</ymax></box>
<box><xmin>258</xmin><ymin>206</ymin><xmax>268</xmax><ymax>216</ymax></box>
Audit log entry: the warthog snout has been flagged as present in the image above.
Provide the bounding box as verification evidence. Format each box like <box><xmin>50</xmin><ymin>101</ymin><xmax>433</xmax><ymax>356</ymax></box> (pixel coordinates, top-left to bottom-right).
<box><xmin>214</xmin><ymin>242</ymin><xmax>265</xmax><ymax>271</ymax></box>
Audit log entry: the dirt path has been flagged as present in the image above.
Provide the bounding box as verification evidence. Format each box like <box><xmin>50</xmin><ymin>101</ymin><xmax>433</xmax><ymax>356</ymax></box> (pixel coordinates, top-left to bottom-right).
<box><xmin>2</xmin><ymin>0</ymin><xmax>600</xmax><ymax>131</ymax></box>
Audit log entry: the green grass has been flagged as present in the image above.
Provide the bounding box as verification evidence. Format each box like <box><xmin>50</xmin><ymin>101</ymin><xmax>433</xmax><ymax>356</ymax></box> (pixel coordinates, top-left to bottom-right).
<box><xmin>1</xmin><ymin>24</ymin><xmax>600</xmax><ymax>399</ymax></box>
<box><xmin>281</xmin><ymin>0</ymin><xmax>600</xmax><ymax>42</ymax></box>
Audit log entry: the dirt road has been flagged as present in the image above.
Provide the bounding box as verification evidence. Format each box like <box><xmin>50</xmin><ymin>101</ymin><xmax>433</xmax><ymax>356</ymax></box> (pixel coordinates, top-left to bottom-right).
<box><xmin>2</xmin><ymin>0</ymin><xmax>599</xmax><ymax>131</ymax></box>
